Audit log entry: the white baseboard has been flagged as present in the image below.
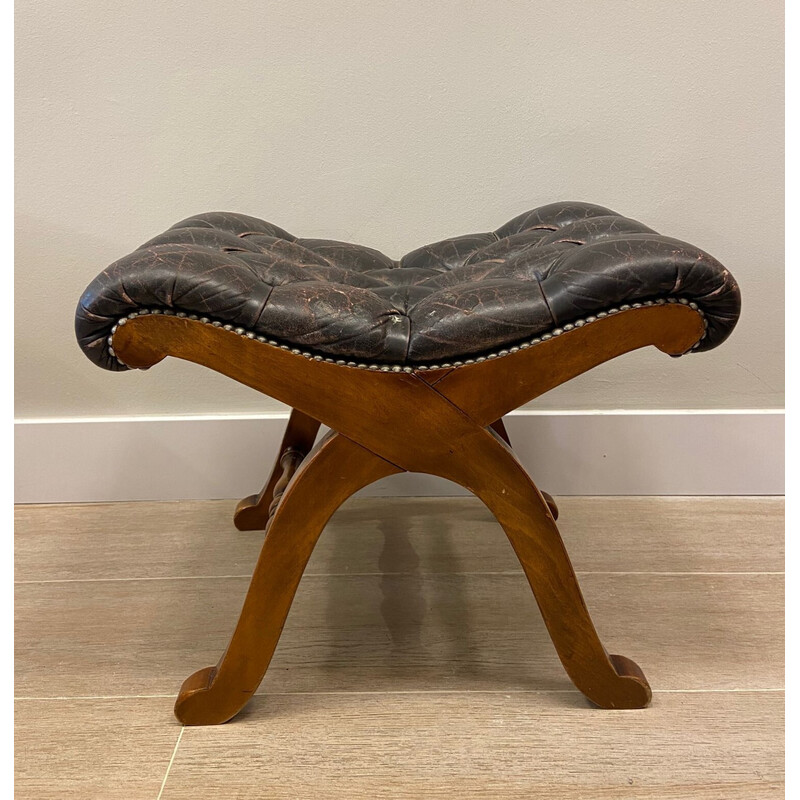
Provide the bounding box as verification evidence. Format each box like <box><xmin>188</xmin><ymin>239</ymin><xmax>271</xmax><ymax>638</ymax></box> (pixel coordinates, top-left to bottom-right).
<box><xmin>14</xmin><ymin>410</ymin><xmax>784</xmax><ymax>503</ymax></box>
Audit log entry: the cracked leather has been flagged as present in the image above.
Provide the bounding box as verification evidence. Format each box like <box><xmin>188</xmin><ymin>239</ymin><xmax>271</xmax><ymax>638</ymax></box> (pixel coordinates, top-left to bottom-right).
<box><xmin>75</xmin><ymin>201</ymin><xmax>740</xmax><ymax>369</ymax></box>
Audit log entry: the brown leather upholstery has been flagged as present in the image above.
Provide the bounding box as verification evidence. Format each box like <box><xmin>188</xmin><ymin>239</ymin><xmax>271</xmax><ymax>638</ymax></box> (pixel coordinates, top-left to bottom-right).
<box><xmin>75</xmin><ymin>202</ymin><xmax>740</xmax><ymax>369</ymax></box>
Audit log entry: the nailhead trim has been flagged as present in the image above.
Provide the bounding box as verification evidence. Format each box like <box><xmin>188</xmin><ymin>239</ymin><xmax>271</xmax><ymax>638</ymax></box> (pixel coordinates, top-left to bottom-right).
<box><xmin>110</xmin><ymin>299</ymin><xmax>708</xmax><ymax>370</ymax></box>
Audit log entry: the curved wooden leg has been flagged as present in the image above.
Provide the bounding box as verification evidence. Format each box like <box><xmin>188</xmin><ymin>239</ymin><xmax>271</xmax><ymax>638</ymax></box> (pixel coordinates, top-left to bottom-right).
<box><xmin>233</xmin><ymin>409</ymin><xmax>321</xmax><ymax>531</ymax></box>
<box><xmin>110</xmin><ymin>302</ymin><xmax>707</xmax><ymax>718</ymax></box>
<box><xmin>176</xmin><ymin>433</ymin><xmax>401</xmax><ymax>725</ymax></box>
<box><xmin>488</xmin><ymin>417</ymin><xmax>559</xmax><ymax>520</ymax></box>
<box><xmin>450</xmin><ymin>430</ymin><xmax>650</xmax><ymax>709</ymax></box>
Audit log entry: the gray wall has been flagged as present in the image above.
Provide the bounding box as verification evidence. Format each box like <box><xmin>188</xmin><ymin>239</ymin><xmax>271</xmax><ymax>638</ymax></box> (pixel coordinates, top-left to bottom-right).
<box><xmin>16</xmin><ymin>0</ymin><xmax>784</xmax><ymax>417</ymax></box>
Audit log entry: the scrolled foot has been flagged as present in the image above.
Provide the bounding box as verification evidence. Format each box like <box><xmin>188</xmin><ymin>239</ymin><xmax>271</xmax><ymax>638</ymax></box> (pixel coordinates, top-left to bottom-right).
<box><xmin>174</xmin><ymin>666</ymin><xmax>238</xmax><ymax>726</ymax></box>
<box><xmin>585</xmin><ymin>654</ymin><xmax>652</xmax><ymax>709</ymax></box>
<box><xmin>233</xmin><ymin>494</ymin><xmax>265</xmax><ymax>531</ymax></box>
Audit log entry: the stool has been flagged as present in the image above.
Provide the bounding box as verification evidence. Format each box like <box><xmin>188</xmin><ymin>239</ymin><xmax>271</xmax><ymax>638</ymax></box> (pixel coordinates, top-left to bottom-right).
<box><xmin>75</xmin><ymin>201</ymin><xmax>741</xmax><ymax>725</ymax></box>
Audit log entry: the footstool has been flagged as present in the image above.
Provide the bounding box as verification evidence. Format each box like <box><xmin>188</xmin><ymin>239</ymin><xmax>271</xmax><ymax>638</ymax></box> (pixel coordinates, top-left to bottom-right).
<box><xmin>75</xmin><ymin>201</ymin><xmax>741</xmax><ymax>725</ymax></box>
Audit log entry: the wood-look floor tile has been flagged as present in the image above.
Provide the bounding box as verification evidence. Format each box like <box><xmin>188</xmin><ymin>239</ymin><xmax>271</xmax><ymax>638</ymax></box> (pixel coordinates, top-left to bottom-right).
<box><xmin>15</xmin><ymin>698</ymin><xmax>180</xmax><ymax>800</ymax></box>
<box><xmin>160</xmin><ymin>691</ymin><xmax>783</xmax><ymax>800</ymax></box>
<box><xmin>13</xmin><ymin>497</ymin><xmax>784</xmax><ymax>798</ymax></box>
<box><xmin>14</xmin><ymin>499</ymin><xmax>263</xmax><ymax>582</ymax></box>
<box><xmin>15</xmin><ymin>573</ymin><xmax>782</xmax><ymax>698</ymax></box>
<box><xmin>14</xmin><ymin>496</ymin><xmax>785</xmax><ymax>582</ymax></box>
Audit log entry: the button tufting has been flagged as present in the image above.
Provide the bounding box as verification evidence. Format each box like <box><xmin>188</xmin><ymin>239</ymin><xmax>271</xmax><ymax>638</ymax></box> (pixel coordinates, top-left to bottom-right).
<box><xmin>75</xmin><ymin>202</ymin><xmax>740</xmax><ymax>371</ymax></box>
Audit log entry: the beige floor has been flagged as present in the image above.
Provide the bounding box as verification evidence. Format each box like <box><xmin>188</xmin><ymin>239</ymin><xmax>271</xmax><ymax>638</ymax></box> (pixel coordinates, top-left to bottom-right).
<box><xmin>15</xmin><ymin>496</ymin><xmax>784</xmax><ymax>799</ymax></box>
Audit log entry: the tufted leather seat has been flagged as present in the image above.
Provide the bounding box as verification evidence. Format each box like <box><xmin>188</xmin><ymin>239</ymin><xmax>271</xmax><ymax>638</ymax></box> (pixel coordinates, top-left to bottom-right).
<box><xmin>75</xmin><ymin>201</ymin><xmax>740</xmax><ymax>369</ymax></box>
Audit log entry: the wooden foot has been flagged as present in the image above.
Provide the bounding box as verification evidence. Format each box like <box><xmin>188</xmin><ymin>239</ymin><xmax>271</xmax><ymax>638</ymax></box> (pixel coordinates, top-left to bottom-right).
<box><xmin>456</xmin><ymin>430</ymin><xmax>651</xmax><ymax>709</ymax></box>
<box><xmin>233</xmin><ymin>410</ymin><xmax>320</xmax><ymax>531</ymax></box>
<box><xmin>175</xmin><ymin>432</ymin><xmax>400</xmax><ymax>725</ymax></box>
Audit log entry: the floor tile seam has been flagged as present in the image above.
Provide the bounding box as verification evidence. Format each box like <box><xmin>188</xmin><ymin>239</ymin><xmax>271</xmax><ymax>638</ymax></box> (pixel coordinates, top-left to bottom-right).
<box><xmin>13</xmin><ymin>570</ymin><xmax>786</xmax><ymax>585</ymax></box>
<box><xmin>14</xmin><ymin>688</ymin><xmax>786</xmax><ymax>701</ymax></box>
<box><xmin>156</xmin><ymin>726</ymin><xmax>183</xmax><ymax>800</ymax></box>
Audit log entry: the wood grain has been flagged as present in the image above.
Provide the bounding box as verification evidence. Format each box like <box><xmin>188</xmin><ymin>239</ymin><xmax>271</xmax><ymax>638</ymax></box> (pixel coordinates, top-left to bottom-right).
<box><xmin>15</xmin><ymin>698</ymin><xmax>179</xmax><ymax>800</ymax></box>
<box><xmin>14</xmin><ymin>497</ymin><xmax>785</xmax><ymax>581</ymax></box>
<box><xmin>160</xmin><ymin>692</ymin><xmax>783</xmax><ymax>799</ymax></box>
<box><xmin>15</xmin><ymin>573</ymin><xmax>783</xmax><ymax>697</ymax></box>
<box><xmin>14</xmin><ymin>496</ymin><xmax>784</xmax><ymax>798</ymax></box>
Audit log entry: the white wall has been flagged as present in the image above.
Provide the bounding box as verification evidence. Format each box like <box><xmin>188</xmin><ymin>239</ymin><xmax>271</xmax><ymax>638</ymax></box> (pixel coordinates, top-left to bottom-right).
<box><xmin>16</xmin><ymin>0</ymin><xmax>783</xmax><ymax>419</ymax></box>
<box><xmin>15</xmin><ymin>411</ymin><xmax>785</xmax><ymax>502</ymax></box>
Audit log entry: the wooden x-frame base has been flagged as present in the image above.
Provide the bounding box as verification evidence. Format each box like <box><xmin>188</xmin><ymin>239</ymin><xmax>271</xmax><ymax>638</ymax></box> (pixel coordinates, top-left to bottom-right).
<box><xmin>113</xmin><ymin>303</ymin><xmax>704</xmax><ymax>725</ymax></box>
